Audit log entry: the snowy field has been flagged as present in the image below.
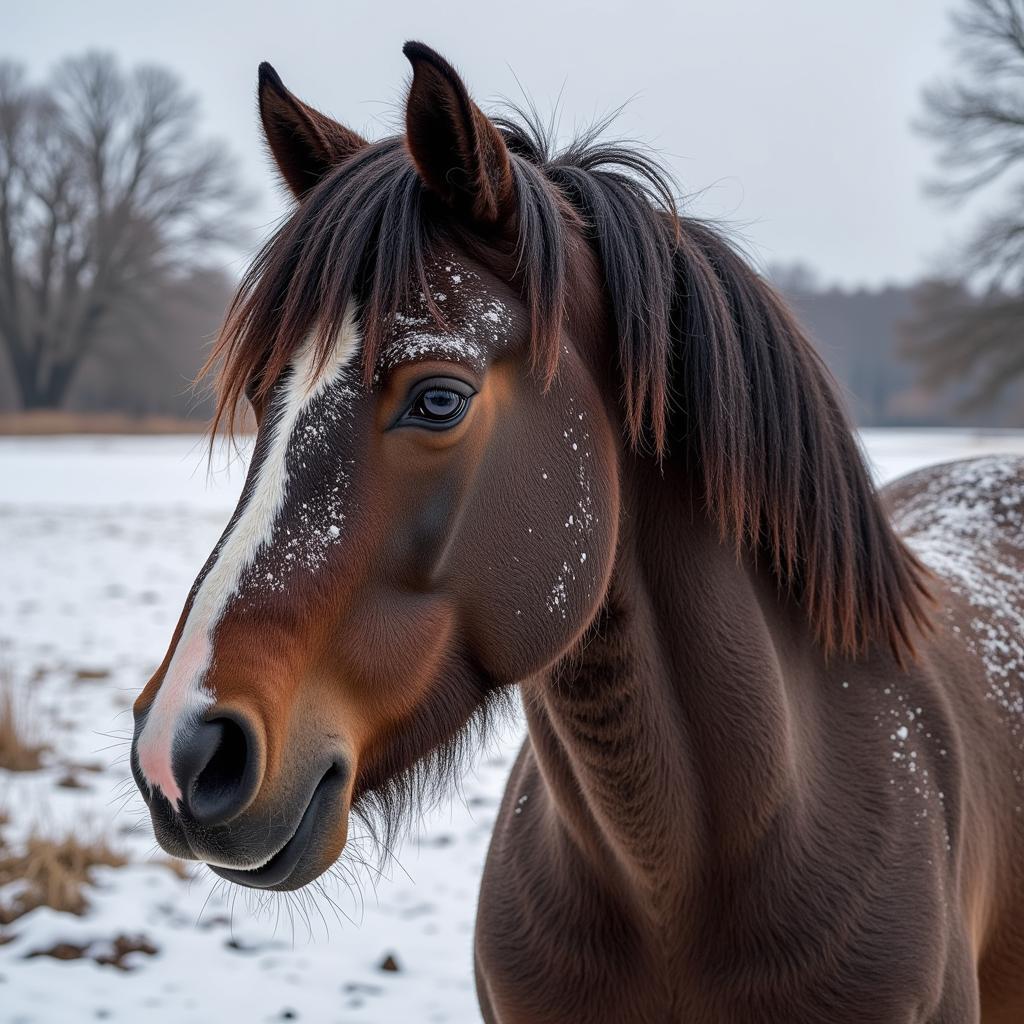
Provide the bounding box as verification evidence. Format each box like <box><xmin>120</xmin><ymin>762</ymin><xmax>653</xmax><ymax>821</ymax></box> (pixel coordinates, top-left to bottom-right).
<box><xmin>1</xmin><ymin>429</ymin><xmax>1024</xmax><ymax>1024</ymax></box>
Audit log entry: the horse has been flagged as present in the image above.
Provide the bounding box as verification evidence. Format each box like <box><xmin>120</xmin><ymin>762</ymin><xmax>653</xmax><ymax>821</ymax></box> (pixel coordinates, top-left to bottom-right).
<box><xmin>130</xmin><ymin>42</ymin><xmax>1024</xmax><ymax>1023</ymax></box>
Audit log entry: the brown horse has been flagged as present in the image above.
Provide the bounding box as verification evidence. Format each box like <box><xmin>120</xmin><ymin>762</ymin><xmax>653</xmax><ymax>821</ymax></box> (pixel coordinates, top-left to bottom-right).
<box><xmin>131</xmin><ymin>43</ymin><xmax>1024</xmax><ymax>1023</ymax></box>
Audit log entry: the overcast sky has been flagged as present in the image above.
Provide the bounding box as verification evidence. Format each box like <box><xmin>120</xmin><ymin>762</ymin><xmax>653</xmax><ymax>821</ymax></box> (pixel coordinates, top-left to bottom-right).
<box><xmin>7</xmin><ymin>0</ymin><xmax>971</xmax><ymax>287</ymax></box>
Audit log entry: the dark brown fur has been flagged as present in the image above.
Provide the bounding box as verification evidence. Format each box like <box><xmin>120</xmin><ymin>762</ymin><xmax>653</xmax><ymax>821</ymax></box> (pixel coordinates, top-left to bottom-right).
<box><xmin>209</xmin><ymin>62</ymin><xmax>929</xmax><ymax>664</ymax></box>
<box><xmin>131</xmin><ymin>43</ymin><xmax>1024</xmax><ymax>1023</ymax></box>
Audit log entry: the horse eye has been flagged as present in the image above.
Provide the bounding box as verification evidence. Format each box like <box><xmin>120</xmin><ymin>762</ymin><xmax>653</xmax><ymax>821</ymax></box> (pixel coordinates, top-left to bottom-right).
<box><xmin>397</xmin><ymin>377</ymin><xmax>475</xmax><ymax>431</ymax></box>
<box><xmin>418</xmin><ymin>388</ymin><xmax>462</xmax><ymax>419</ymax></box>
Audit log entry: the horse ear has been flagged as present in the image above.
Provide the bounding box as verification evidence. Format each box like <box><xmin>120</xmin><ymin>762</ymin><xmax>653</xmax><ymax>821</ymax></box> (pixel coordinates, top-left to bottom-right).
<box><xmin>402</xmin><ymin>42</ymin><xmax>515</xmax><ymax>226</ymax></box>
<box><xmin>257</xmin><ymin>63</ymin><xmax>368</xmax><ymax>199</ymax></box>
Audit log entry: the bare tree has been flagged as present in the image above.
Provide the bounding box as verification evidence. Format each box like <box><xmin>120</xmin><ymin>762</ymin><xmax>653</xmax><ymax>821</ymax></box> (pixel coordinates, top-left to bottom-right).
<box><xmin>907</xmin><ymin>0</ymin><xmax>1024</xmax><ymax>407</ymax></box>
<box><xmin>0</xmin><ymin>53</ymin><xmax>244</xmax><ymax>409</ymax></box>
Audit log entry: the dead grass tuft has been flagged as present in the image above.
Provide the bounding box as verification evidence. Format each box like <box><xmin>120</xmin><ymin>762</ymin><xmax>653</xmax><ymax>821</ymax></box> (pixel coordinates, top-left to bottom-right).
<box><xmin>72</xmin><ymin>667</ymin><xmax>111</xmax><ymax>682</ymax></box>
<box><xmin>156</xmin><ymin>855</ymin><xmax>192</xmax><ymax>880</ymax></box>
<box><xmin>0</xmin><ymin>830</ymin><xmax>127</xmax><ymax>924</ymax></box>
<box><xmin>0</xmin><ymin>686</ymin><xmax>48</xmax><ymax>772</ymax></box>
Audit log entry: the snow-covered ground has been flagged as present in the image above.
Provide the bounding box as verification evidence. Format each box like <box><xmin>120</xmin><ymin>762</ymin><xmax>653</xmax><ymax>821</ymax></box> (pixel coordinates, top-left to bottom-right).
<box><xmin>1</xmin><ymin>429</ymin><xmax>1023</xmax><ymax>1023</ymax></box>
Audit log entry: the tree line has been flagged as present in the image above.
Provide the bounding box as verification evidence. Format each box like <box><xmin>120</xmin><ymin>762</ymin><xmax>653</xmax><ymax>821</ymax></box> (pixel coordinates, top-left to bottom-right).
<box><xmin>0</xmin><ymin>1</ymin><xmax>1021</xmax><ymax>426</ymax></box>
<box><xmin>0</xmin><ymin>51</ymin><xmax>242</xmax><ymax>416</ymax></box>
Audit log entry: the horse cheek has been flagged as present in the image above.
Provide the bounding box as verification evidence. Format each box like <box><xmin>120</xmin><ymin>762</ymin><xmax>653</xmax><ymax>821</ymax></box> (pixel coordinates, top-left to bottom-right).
<box><xmin>454</xmin><ymin>377</ymin><xmax>619</xmax><ymax>682</ymax></box>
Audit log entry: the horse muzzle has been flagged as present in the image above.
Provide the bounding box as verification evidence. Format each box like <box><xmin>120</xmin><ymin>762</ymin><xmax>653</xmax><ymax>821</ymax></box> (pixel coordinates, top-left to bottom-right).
<box><xmin>130</xmin><ymin>704</ymin><xmax>350</xmax><ymax>891</ymax></box>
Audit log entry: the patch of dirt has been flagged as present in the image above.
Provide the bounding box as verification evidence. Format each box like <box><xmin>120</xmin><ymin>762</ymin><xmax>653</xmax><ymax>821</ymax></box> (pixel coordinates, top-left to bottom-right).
<box><xmin>224</xmin><ymin>936</ymin><xmax>286</xmax><ymax>955</ymax></box>
<box><xmin>378</xmin><ymin>953</ymin><xmax>401</xmax><ymax>972</ymax></box>
<box><xmin>0</xmin><ymin>831</ymin><xmax>127</xmax><ymax>924</ymax></box>
<box><xmin>25</xmin><ymin>933</ymin><xmax>158</xmax><ymax>970</ymax></box>
<box><xmin>55</xmin><ymin>771</ymin><xmax>88</xmax><ymax>790</ymax></box>
<box><xmin>25</xmin><ymin>941</ymin><xmax>85</xmax><ymax>962</ymax></box>
<box><xmin>91</xmin><ymin>933</ymin><xmax>159</xmax><ymax>969</ymax></box>
<box><xmin>72</xmin><ymin>667</ymin><xmax>111</xmax><ymax>682</ymax></box>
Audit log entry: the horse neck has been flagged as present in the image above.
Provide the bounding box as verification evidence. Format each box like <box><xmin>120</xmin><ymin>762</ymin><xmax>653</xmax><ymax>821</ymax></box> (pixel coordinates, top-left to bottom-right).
<box><xmin>526</xmin><ymin>455</ymin><xmax>813</xmax><ymax>919</ymax></box>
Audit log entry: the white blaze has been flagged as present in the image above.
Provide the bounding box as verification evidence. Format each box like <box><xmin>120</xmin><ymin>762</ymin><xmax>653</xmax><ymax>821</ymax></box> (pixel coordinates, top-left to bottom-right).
<box><xmin>137</xmin><ymin>318</ymin><xmax>361</xmax><ymax>805</ymax></box>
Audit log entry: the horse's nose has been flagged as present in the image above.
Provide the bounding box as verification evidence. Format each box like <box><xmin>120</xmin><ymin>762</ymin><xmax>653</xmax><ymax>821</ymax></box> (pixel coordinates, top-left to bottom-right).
<box><xmin>173</xmin><ymin>712</ymin><xmax>263</xmax><ymax>826</ymax></box>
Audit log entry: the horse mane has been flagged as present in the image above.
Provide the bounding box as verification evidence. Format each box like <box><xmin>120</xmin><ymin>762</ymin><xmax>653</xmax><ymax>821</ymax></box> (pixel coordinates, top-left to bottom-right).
<box><xmin>206</xmin><ymin>109</ymin><xmax>931</xmax><ymax>661</ymax></box>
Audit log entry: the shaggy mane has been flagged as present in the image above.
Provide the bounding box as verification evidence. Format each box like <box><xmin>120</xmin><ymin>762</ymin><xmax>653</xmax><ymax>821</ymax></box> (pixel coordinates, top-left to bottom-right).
<box><xmin>205</xmin><ymin>110</ymin><xmax>931</xmax><ymax>661</ymax></box>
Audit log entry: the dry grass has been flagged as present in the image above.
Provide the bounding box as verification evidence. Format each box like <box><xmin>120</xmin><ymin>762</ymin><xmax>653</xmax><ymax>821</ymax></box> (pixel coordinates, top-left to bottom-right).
<box><xmin>0</xmin><ymin>686</ymin><xmax>48</xmax><ymax>772</ymax></box>
<box><xmin>157</xmin><ymin>855</ymin><xmax>192</xmax><ymax>881</ymax></box>
<box><xmin>0</xmin><ymin>829</ymin><xmax>127</xmax><ymax>924</ymax></box>
<box><xmin>0</xmin><ymin>410</ymin><xmax>213</xmax><ymax>436</ymax></box>
<box><xmin>72</xmin><ymin>667</ymin><xmax>111</xmax><ymax>682</ymax></box>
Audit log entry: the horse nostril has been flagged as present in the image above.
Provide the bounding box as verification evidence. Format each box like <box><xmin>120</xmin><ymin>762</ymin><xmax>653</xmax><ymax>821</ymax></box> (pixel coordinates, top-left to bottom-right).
<box><xmin>174</xmin><ymin>713</ymin><xmax>262</xmax><ymax>826</ymax></box>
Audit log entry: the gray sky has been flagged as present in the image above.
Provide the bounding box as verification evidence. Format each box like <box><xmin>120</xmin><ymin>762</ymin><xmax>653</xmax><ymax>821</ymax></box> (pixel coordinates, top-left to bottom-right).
<box><xmin>7</xmin><ymin>0</ymin><xmax>971</xmax><ymax>287</ymax></box>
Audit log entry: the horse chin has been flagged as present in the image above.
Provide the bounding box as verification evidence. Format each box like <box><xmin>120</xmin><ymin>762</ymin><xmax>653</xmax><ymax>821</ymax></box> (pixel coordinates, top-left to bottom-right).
<box><xmin>208</xmin><ymin>766</ymin><xmax>350</xmax><ymax>892</ymax></box>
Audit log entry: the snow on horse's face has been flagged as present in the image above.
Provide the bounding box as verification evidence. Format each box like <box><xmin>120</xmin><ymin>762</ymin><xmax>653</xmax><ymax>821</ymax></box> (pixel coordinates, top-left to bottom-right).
<box><xmin>131</xmin><ymin>245</ymin><xmax>619</xmax><ymax>888</ymax></box>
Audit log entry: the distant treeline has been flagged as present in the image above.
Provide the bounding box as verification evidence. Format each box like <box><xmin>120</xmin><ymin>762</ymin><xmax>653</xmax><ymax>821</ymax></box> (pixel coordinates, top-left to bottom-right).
<box><xmin>4</xmin><ymin>0</ymin><xmax>1023</xmax><ymax>433</ymax></box>
<box><xmin>0</xmin><ymin>265</ymin><xmax>231</xmax><ymax>422</ymax></box>
<box><xmin>776</xmin><ymin>272</ymin><xmax>1023</xmax><ymax>429</ymax></box>
<box><xmin>0</xmin><ymin>53</ymin><xmax>245</xmax><ymax>424</ymax></box>
<box><xmin>1</xmin><ymin>266</ymin><xmax>1020</xmax><ymax>429</ymax></box>
<box><xmin>3</xmin><ymin>33</ymin><xmax>1021</xmax><ymax>431</ymax></box>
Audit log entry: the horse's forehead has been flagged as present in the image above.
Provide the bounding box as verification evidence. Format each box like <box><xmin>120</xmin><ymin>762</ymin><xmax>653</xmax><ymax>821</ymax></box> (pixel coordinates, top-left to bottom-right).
<box><xmin>260</xmin><ymin>260</ymin><xmax>517</xmax><ymax>529</ymax></box>
<box><xmin>378</xmin><ymin>260</ymin><xmax>517</xmax><ymax>376</ymax></box>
